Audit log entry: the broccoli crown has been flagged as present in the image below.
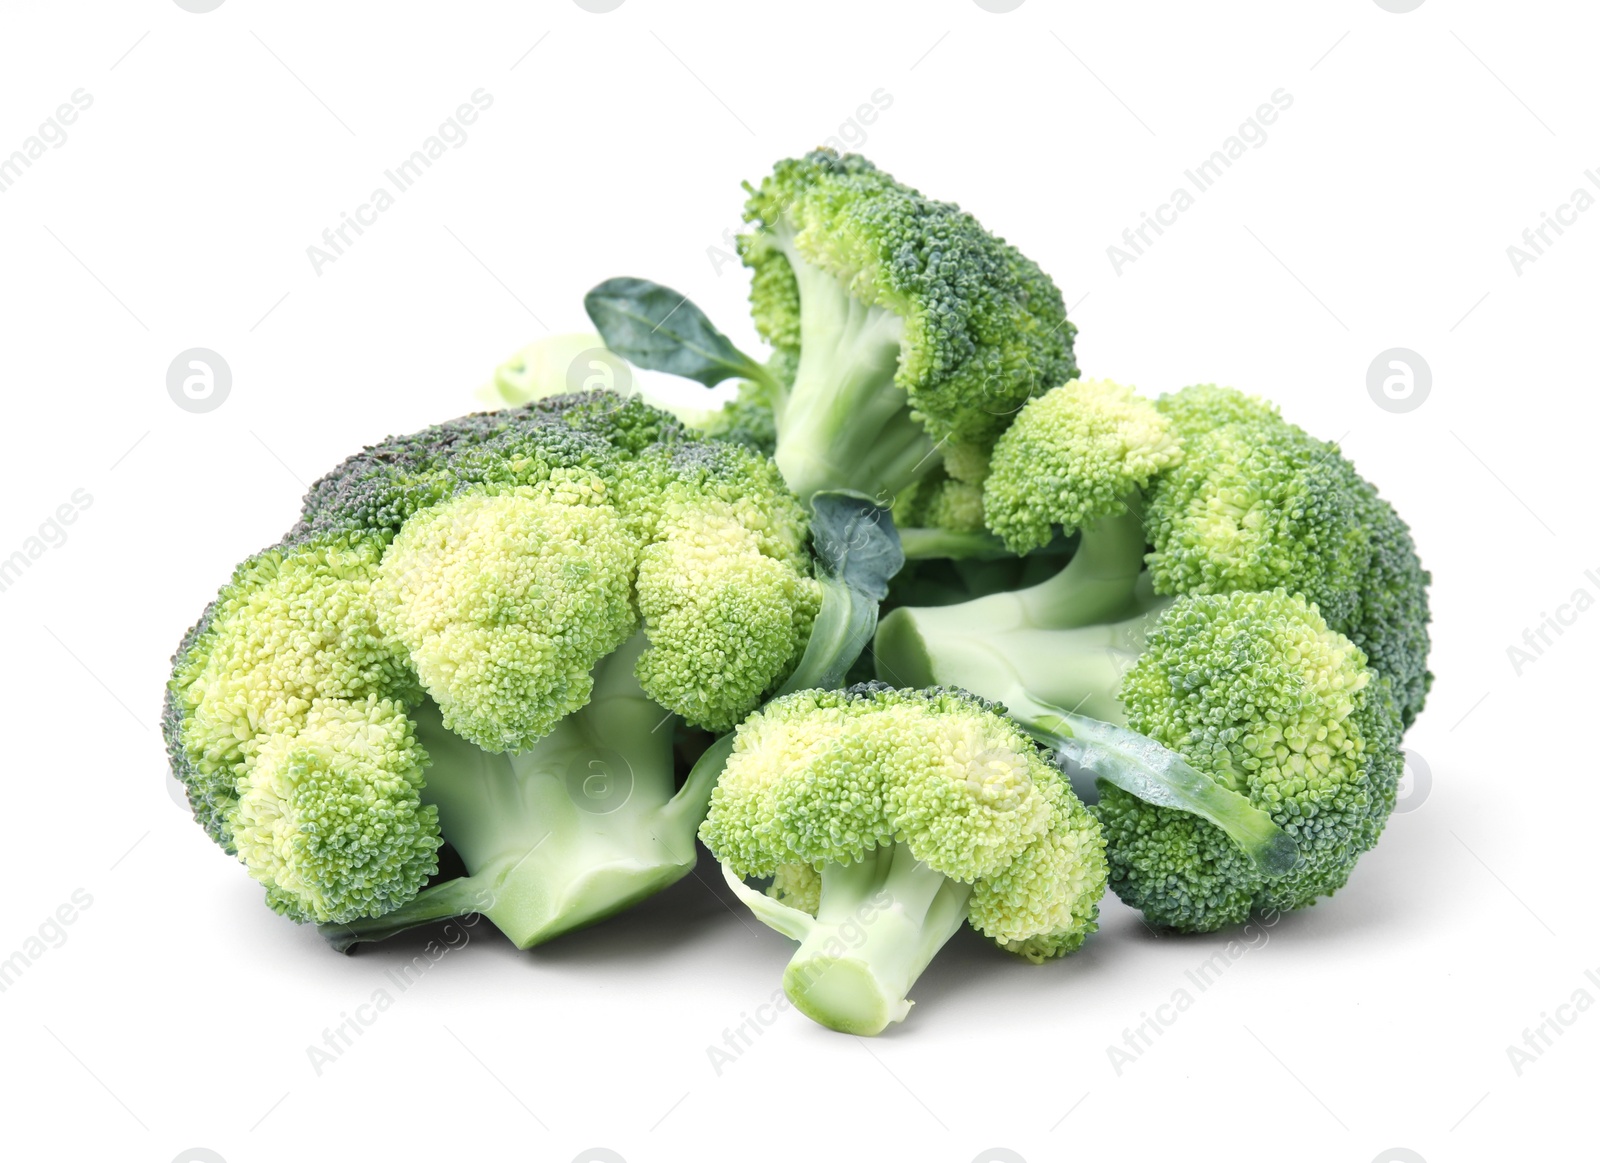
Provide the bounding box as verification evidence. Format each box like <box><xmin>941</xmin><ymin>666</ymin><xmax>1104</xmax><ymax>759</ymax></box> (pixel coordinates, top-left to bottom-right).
<box><xmin>700</xmin><ymin>683</ymin><xmax>1107</xmax><ymax>957</ymax></box>
<box><xmin>165</xmin><ymin>392</ymin><xmax>820</xmax><ymax>923</ymax></box>
<box><xmin>984</xmin><ymin>379</ymin><xmax>1183</xmax><ymax>555</ymax></box>
<box><xmin>1095</xmin><ymin>589</ymin><xmax>1402</xmax><ymax>930</ymax></box>
<box><xmin>741</xmin><ymin>149</ymin><xmax>1077</xmax><ymax>483</ymax></box>
<box><xmin>1143</xmin><ymin>385</ymin><xmax>1432</xmax><ymax>723</ymax></box>
<box><xmin>290</xmin><ymin>392</ymin><xmax>683</xmax><ymax>543</ymax></box>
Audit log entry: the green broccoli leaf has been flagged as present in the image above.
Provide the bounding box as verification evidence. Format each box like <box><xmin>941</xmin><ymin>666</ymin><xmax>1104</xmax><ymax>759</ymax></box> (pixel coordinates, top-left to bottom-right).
<box><xmin>1029</xmin><ymin>710</ymin><xmax>1300</xmax><ymax>878</ymax></box>
<box><xmin>584</xmin><ymin>276</ymin><xmax>773</xmax><ymax>390</ymax></box>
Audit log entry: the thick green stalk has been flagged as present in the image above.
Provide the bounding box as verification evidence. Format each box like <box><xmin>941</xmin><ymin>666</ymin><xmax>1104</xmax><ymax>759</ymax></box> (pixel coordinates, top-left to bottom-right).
<box><xmin>722</xmin><ymin>843</ymin><xmax>971</xmax><ymax>1035</ymax></box>
<box><xmin>770</xmin><ymin>234</ymin><xmax>931</xmax><ymax>504</ymax></box>
<box><xmin>323</xmin><ymin>637</ymin><xmax>721</xmax><ymax>951</ymax></box>
<box><xmin>874</xmin><ymin>506</ymin><xmax>1158</xmax><ymax>716</ymax></box>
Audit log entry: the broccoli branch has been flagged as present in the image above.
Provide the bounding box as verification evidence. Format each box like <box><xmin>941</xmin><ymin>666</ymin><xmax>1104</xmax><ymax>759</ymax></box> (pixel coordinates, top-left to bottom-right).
<box><xmin>722</xmin><ymin>842</ymin><xmax>972</xmax><ymax>1036</ymax></box>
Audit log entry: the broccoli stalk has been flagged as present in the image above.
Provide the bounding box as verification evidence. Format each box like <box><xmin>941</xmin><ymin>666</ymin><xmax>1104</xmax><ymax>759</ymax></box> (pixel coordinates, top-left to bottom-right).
<box><xmin>875</xmin><ymin>505</ymin><xmax>1155</xmax><ymax>723</ymax></box>
<box><xmin>763</xmin><ymin>226</ymin><xmax>933</xmax><ymax>504</ymax></box>
<box><xmin>721</xmin><ymin>842</ymin><xmax>972</xmax><ymax>1036</ymax></box>
<box><xmin>321</xmin><ymin>637</ymin><xmax>728</xmax><ymax>951</ymax></box>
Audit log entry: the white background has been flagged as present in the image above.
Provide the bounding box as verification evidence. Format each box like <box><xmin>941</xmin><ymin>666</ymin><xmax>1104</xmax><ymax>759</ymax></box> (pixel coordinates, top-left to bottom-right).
<box><xmin>0</xmin><ymin>2</ymin><xmax>1592</xmax><ymax>1161</ymax></box>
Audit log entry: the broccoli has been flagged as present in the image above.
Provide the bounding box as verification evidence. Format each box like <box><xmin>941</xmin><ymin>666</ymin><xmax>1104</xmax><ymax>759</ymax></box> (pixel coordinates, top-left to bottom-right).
<box><xmin>874</xmin><ymin>379</ymin><xmax>1429</xmax><ymax>930</ymax></box>
<box><xmin>739</xmin><ymin>151</ymin><xmax>1077</xmax><ymax>505</ymax></box>
<box><xmin>164</xmin><ymin>392</ymin><xmax>897</xmax><ymax>950</ymax></box>
<box><xmin>698</xmin><ymin>684</ymin><xmax>1107</xmax><ymax>1035</ymax></box>
<box><xmin>580</xmin><ymin>152</ymin><xmax>1076</xmax><ymax>509</ymax></box>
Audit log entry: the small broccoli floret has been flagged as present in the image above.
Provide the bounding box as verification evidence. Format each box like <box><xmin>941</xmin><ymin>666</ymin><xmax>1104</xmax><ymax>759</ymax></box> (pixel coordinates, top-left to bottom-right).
<box><xmin>165</xmin><ymin>391</ymin><xmax>862</xmax><ymax>950</ymax></box>
<box><xmin>233</xmin><ymin>696</ymin><xmax>439</xmax><ymax>924</ymax></box>
<box><xmin>699</xmin><ymin>684</ymin><xmax>1107</xmax><ymax>1034</ymax></box>
<box><xmin>376</xmin><ymin>478</ymin><xmax>641</xmax><ymax>752</ymax></box>
<box><xmin>1144</xmin><ymin>392</ymin><xmax>1368</xmax><ymax>643</ymax></box>
<box><xmin>163</xmin><ymin>535</ymin><xmax>418</xmax><ymax>849</ymax></box>
<box><xmin>984</xmin><ymin>378</ymin><xmax>1182</xmax><ymax>556</ymax></box>
<box><xmin>739</xmin><ymin>149</ymin><xmax>1077</xmax><ymax>505</ymax></box>
<box><xmin>874</xmin><ymin>379</ymin><xmax>1431</xmax><ymax>930</ymax></box>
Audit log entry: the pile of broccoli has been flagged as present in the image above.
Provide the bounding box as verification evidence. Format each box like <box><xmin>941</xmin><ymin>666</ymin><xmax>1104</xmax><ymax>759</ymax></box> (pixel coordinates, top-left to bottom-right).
<box><xmin>165</xmin><ymin>148</ymin><xmax>1430</xmax><ymax>1035</ymax></box>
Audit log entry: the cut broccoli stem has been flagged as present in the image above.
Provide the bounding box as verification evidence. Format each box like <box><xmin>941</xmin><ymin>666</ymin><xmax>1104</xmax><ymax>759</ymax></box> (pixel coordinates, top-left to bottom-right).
<box><xmin>322</xmin><ymin>639</ymin><xmax>725</xmax><ymax>952</ymax></box>
<box><xmin>769</xmin><ymin>231</ymin><xmax>931</xmax><ymax>504</ymax></box>
<box><xmin>722</xmin><ymin>842</ymin><xmax>973</xmax><ymax>1036</ymax></box>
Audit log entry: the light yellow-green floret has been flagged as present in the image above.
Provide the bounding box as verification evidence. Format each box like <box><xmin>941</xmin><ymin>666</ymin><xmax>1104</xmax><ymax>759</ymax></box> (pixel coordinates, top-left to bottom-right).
<box><xmin>984</xmin><ymin>378</ymin><xmax>1183</xmax><ymax>554</ymax></box>
<box><xmin>233</xmin><ymin>696</ymin><xmax>439</xmax><ymax>924</ymax></box>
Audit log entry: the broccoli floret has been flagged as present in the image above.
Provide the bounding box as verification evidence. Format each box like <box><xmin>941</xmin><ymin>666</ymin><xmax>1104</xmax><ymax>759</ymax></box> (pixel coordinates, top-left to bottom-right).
<box><xmin>874</xmin><ymin>380</ymin><xmax>1430</xmax><ymax>930</ymax></box>
<box><xmin>233</xmin><ymin>696</ymin><xmax>439</xmax><ymax>924</ymax></box>
<box><xmin>698</xmin><ymin>684</ymin><xmax>1107</xmax><ymax>1034</ymax></box>
<box><xmin>738</xmin><ymin>149</ymin><xmax>1077</xmax><ymax>504</ymax></box>
<box><xmin>165</xmin><ymin>393</ymin><xmax>861</xmax><ymax>950</ymax></box>
<box><xmin>1097</xmin><ymin>589</ymin><xmax>1400</xmax><ymax>929</ymax></box>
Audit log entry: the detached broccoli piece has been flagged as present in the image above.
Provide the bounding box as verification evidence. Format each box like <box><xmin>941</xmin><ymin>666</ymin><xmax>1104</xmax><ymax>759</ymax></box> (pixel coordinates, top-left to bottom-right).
<box><xmin>875</xmin><ymin>380</ymin><xmax>1428</xmax><ymax>930</ymax></box>
<box><xmin>165</xmin><ymin>393</ymin><xmax>843</xmax><ymax>949</ymax></box>
<box><xmin>739</xmin><ymin>149</ymin><xmax>1077</xmax><ymax>504</ymax></box>
<box><xmin>699</xmin><ymin>684</ymin><xmax>1106</xmax><ymax>1035</ymax></box>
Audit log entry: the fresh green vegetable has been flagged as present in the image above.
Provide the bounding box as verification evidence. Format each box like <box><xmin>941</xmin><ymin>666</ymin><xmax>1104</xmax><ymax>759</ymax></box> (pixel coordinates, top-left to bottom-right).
<box><xmin>583</xmin><ymin>149</ymin><xmax>1076</xmax><ymax>509</ymax></box>
<box><xmin>164</xmin><ymin>392</ymin><xmax>897</xmax><ymax>949</ymax></box>
<box><xmin>874</xmin><ymin>380</ymin><xmax>1429</xmax><ymax>930</ymax></box>
<box><xmin>699</xmin><ymin>684</ymin><xmax>1107</xmax><ymax>1034</ymax></box>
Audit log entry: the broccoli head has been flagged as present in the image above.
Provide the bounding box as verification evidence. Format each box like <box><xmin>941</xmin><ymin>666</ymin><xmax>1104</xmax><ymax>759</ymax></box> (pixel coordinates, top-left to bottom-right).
<box><xmin>875</xmin><ymin>379</ymin><xmax>1429</xmax><ymax>931</ymax></box>
<box><xmin>699</xmin><ymin>684</ymin><xmax>1106</xmax><ymax>1034</ymax></box>
<box><xmin>165</xmin><ymin>392</ymin><xmax>844</xmax><ymax>949</ymax></box>
<box><xmin>738</xmin><ymin>149</ymin><xmax>1077</xmax><ymax>505</ymax></box>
